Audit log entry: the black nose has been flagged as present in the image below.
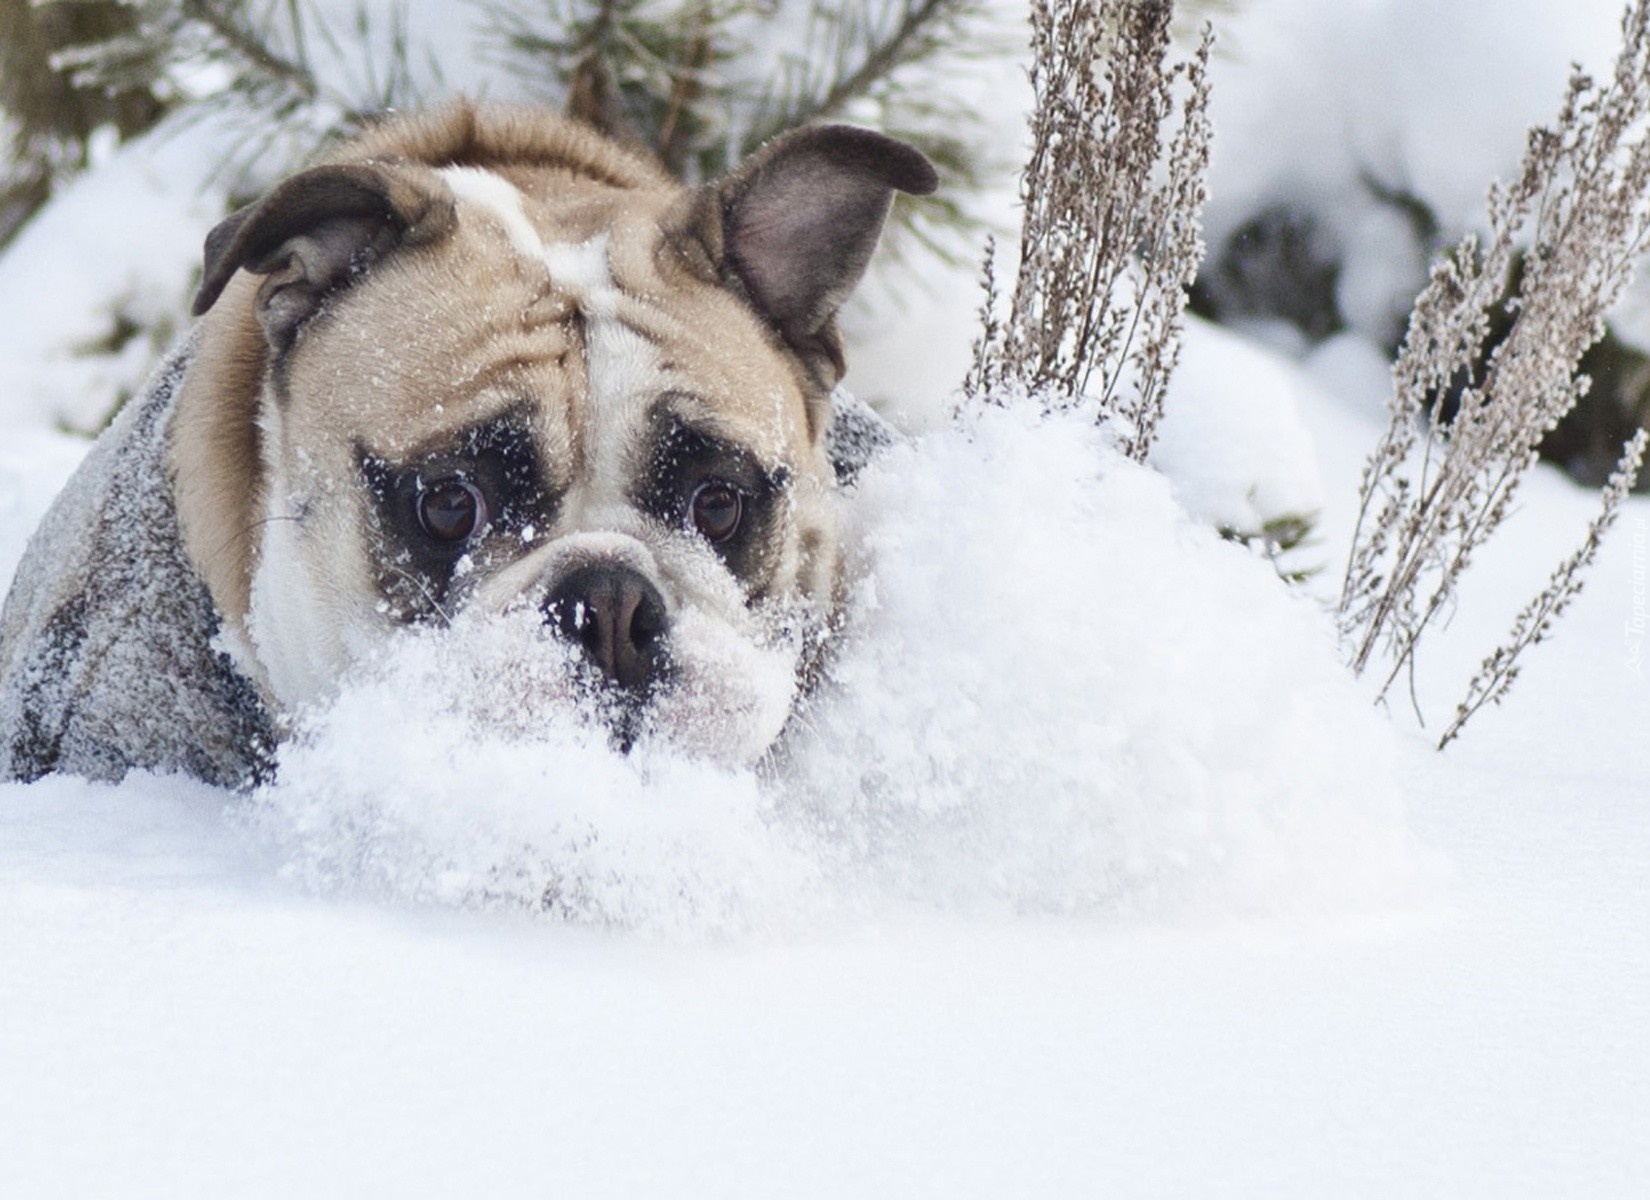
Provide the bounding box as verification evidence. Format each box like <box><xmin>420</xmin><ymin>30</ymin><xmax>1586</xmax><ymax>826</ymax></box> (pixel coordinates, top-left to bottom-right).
<box><xmin>542</xmin><ymin>563</ymin><xmax>668</xmax><ymax>692</ymax></box>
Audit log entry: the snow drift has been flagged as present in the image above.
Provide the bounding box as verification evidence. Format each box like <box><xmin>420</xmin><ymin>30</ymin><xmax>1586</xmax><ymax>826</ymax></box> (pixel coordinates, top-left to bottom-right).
<box><xmin>251</xmin><ymin>403</ymin><xmax>1431</xmax><ymax>936</ymax></box>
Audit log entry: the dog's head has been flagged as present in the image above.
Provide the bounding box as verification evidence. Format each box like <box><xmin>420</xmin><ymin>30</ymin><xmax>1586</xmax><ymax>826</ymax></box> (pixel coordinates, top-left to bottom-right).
<box><xmin>174</xmin><ymin>105</ymin><xmax>934</xmax><ymax>762</ymax></box>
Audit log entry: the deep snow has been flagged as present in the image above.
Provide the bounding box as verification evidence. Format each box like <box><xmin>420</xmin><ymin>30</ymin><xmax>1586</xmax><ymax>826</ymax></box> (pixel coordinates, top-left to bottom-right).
<box><xmin>3</xmin><ymin>326</ymin><xmax>1644</xmax><ymax>1199</ymax></box>
<box><xmin>3</xmin><ymin>0</ymin><xmax>1648</xmax><ymax>1196</ymax></box>
<box><xmin>227</xmin><ymin>403</ymin><xmax>1423</xmax><ymax>938</ymax></box>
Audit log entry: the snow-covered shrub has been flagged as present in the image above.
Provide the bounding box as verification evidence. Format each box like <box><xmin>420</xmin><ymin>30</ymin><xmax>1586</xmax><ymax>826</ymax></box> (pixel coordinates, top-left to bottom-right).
<box><xmin>964</xmin><ymin>0</ymin><xmax>1212</xmax><ymax>465</ymax></box>
<box><xmin>1192</xmin><ymin>0</ymin><xmax>1650</xmax><ymax>491</ymax></box>
<box><xmin>0</xmin><ymin>113</ymin><xmax>238</xmax><ymax>433</ymax></box>
<box><xmin>0</xmin><ymin>0</ymin><xmax>169</xmax><ymax>250</ymax></box>
<box><xmin>1153</xmin><ymin>317</ymin><xmax>1325</xmax><ymax>580</ymax></box>
<box><xmin>1338</xmin><ymin>0</ymin><xmax>1650</xmax><ymax>744</ymax></box>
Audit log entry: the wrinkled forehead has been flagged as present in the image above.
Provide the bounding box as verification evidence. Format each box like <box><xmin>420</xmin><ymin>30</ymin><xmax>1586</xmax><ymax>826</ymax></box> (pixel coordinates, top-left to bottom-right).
<box><xmin>282</xmin><ymin>166</ymin><xmax>813</xmax><ymax>476</ymax></box>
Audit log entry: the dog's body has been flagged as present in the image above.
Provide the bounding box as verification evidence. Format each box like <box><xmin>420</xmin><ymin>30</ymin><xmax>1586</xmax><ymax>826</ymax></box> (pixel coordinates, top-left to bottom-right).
<box><xmin>0</xmin><ymin>102</ymin><xmax>932</xmax><ymax>784</ymax></box>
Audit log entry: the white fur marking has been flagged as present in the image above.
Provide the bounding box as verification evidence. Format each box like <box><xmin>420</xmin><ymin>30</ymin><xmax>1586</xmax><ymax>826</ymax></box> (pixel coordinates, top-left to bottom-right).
<box><xmin>439</xmin><ymin>166</ymin><xmax>546</xmax><ymax>261</ymax></box>
<box><xmin>543</xmin><ymin>237</ymin><xmax>618</xmax><ymax>313</ymax></box>
<box><xmin>435</xmin><ymin>168</ymin><xmax>664</xmax><ymax>530</ymax></box>
<box><xmin>438</xmin><ymin>165</ymin><xmax>616</xmax><ymax>315</ymax></box>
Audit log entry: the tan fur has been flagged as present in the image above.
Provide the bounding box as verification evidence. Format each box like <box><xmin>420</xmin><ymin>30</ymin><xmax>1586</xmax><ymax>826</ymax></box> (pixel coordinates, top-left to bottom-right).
<box><xmin>169</xmin><ymin>271</ymin><xmax>268</xmax><ymax>637</ymax></box>
<box><xmin>315</xmin><ymin>100</ymin><xmax>674</xmax><ymax>191</ymax></box>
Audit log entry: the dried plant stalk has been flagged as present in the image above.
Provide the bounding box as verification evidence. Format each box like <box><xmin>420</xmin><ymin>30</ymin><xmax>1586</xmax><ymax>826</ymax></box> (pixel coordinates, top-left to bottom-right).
<box><xmin>1338</xmin><ymin>0</ymin><xmax>1650</xmax><ymax>734</ymax></box>
<box><xmin>964</xmin><ymin>0</ymin><xmax>1212</xmax><ymax>462</ymax></box>
<box><xmin>1439</xmin><ymin>429</ymin><xmax>1646</xmax><ymax>747</ymax></box>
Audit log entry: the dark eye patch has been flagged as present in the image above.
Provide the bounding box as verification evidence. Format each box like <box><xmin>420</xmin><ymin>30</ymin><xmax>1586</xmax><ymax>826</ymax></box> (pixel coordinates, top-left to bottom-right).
<box><xmin>636</xmin><ymin>406</ymin><xmax>790</xmax><ymax>593</ymax></box>
<box><xmin>358</xmin><ymin>404</ymin><xmax>558</xmax><ymax>622</ymax></box>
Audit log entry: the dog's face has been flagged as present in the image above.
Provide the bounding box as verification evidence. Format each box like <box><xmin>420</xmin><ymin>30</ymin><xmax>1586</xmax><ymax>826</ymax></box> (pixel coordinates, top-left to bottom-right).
<box><xmin>178</xmin><ymin>112</ymin><xmax>934</xmax><ymax>762</ymax></box>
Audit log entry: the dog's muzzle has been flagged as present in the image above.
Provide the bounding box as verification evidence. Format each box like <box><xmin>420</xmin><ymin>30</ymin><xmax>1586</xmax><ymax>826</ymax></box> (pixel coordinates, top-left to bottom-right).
<box><xmin>541</xmin><ymin>562</ymin><xmax>669</xmax><ymax>695</ymax></box>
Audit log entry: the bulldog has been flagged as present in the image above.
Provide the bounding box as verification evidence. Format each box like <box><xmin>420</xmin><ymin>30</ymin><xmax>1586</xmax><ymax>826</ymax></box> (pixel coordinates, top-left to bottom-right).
<box><xmin>0</xmin><ymin>101</ymin><xmax>935</xmax><ymax>786</ymax></box>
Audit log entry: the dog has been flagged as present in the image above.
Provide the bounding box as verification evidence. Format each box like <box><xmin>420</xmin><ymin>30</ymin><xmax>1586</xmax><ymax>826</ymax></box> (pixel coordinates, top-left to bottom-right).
<box><xmin>0</xmin><ymin>101</ymin><xmax>935</xmax><ymax>786</ymax></box>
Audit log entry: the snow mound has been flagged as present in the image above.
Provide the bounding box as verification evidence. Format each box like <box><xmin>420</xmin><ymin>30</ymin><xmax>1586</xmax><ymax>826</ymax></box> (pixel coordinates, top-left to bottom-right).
<box><xmin>250</xmin><ymin>614</ymin><xmax>819</xmax><ymax>939</ymax></box>
<box><xmin>1153</xmin><ymin>317</ymin><xmax>1326</xmax><ymax>538</ymax></box>
<box><xmin>784</xmin><ymin>404</ymin><xmax>1426</xmax><ymax>920</ymax></box>
<box><xmin>253</xmin><ymin>404</ymin><xmax>1433</xmax><ymax>936</ymax></box>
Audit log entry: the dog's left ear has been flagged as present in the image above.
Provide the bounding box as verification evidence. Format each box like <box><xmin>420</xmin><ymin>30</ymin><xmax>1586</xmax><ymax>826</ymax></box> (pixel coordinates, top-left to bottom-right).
<box><xmin>670</xmin><ymin>125</ymin><xmax>936</xmax><ymax>402</ymax></box>
<box><xmin>192</xmin><ymin>161</ymin><xmax>455</xmax><ymax>354</ymax></box>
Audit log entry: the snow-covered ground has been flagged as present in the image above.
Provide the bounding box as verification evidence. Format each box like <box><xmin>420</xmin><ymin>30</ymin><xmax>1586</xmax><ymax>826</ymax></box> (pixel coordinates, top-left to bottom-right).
<box><xmin>3</xmin><ymin>2</ymin><xmax>1648</xmax><ymax>1196</ymax></box>
<box><xmin>8</xmin><ymin>331</ymin><xmax>1646</xmax><ymax>1199</ymax></box>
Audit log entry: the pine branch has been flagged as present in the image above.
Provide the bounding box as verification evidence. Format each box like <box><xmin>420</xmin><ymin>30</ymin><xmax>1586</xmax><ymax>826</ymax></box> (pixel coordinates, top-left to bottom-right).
<box><xmin>780</xmin><ymin>0</ymin><xmax>960</xmax><ymax>131</ymax></box>
<box><xmin>564</xmin><ymin>0</ymin><xmax>622</xmax><ymax>134</ymax></box>
<box><xmin>180</xmin><ymin>0</ymin><xmax>317</xmax><ymax>101</ymax></box>
<box><xmin>481</xmin><ymin>0</ymin><xmax>993</xmax><ymax>241</ymax></box>
<box><xmin>656</xmin><ymin>12</ymin><xmax>713</xmax><ymax>169</ymax></box>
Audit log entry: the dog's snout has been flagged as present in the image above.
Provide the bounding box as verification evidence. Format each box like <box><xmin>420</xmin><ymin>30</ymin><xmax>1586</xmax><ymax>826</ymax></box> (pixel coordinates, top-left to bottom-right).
<box><xmin>542</xmin><ymin>564</ymin><xmax>668</xmax><ymax>691</ymax></box>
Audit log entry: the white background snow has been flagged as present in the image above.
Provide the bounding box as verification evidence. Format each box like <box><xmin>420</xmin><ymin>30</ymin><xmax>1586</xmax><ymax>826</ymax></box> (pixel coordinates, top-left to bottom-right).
<box><xmin>2</xmin><ymin>1</ymin><xmax>1647</xmax><ymax>1196</ymax></box>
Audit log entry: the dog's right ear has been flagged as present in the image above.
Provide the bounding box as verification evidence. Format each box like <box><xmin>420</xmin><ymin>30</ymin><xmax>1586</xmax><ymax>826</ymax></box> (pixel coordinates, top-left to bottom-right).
<box><xmin>192</xmin><ymin>161</ymin><xmax>455</xmax><ymax>353</ymax></box>
<box><xmin>659</xmin><ymin>125</ymin><xmax>935</xmax><ymax>440</ymax></box>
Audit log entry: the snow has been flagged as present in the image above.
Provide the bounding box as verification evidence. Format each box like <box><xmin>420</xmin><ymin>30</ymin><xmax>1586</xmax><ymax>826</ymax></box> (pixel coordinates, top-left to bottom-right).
<box><xmin>1153</xmin><ymin>316</ymin><xmax>1326</xmax><ymax>535</ymax></box>
<box><xmin>252</xmin><ymin>613</ymin><xmax>811</xmax><ymax>934</ymax></box>
<box><xmin>781</xmin><ymin>405</ymin><xmax>1421</xmax><ymax>920</ymax></box>
<box><xmin>2</xmin><ymin>736</ymin><xmax>1644</xmax><ymax>1198</ymax></box>
<box><xmin>1202</xmin><ymin>0</ymin><xmax>1649</xmax><ymax>350</ymax></box>
<box><xmin>5</xmin><ymin>353</ymin><xmax>1644</xmax><ymax>1195</ymax></box>
<box><xmin>239</xmin><ymin>403</ymin><xmax>1421</xmax><ymax>937</ymax></box>
<box><xmin>1204</xmin><ymin>0</ymin><xmax>1628</xmax><ymax>240</ymax></box>
<box><xmin>0</xmin><ymin>113</ymin><xmax>231</xmax><ymax>433</ymax></box>
<box><xmin>3</xmin><ymin>0</ymin><xmax>1649</xmax><ymax>1195</ymax></box>
<box><xmin>0</xmin><ymin>433</ymin><xmax>88</xmax><ymax>576</ymax></box>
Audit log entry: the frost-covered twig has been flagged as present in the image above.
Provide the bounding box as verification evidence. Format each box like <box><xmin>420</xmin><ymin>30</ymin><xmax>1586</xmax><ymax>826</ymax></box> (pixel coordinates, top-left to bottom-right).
<box><xmin>964</xmin><ymin>0</ymin><xmax>1212</xmax><ymax>462</ymax></box>
<box><xmin>1438</xmin><ymin>429</ymin><xmax>1646</xmax><ymax>747</ymax></box>
<box><xmin>965</xmin><ymin>234</ymin><xmax>1005</xmax><ymax>400</ymax></box>
<box><xmin>1338</xmin><ymin>0</ymin><xmax>1650</xmax><ymax>736</ymax></box>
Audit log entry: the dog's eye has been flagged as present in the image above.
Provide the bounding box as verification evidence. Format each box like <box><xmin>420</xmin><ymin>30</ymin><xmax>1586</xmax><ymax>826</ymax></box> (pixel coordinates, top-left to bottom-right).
<box><xmin>417</xmin><ymin>478</ymin><xmax>488</xmax><ymax>543</ymax></box>
<box><xmin>689</xmin><ymin>480</ymin><xmax>744</xmax><ymax>543</ymax></box>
